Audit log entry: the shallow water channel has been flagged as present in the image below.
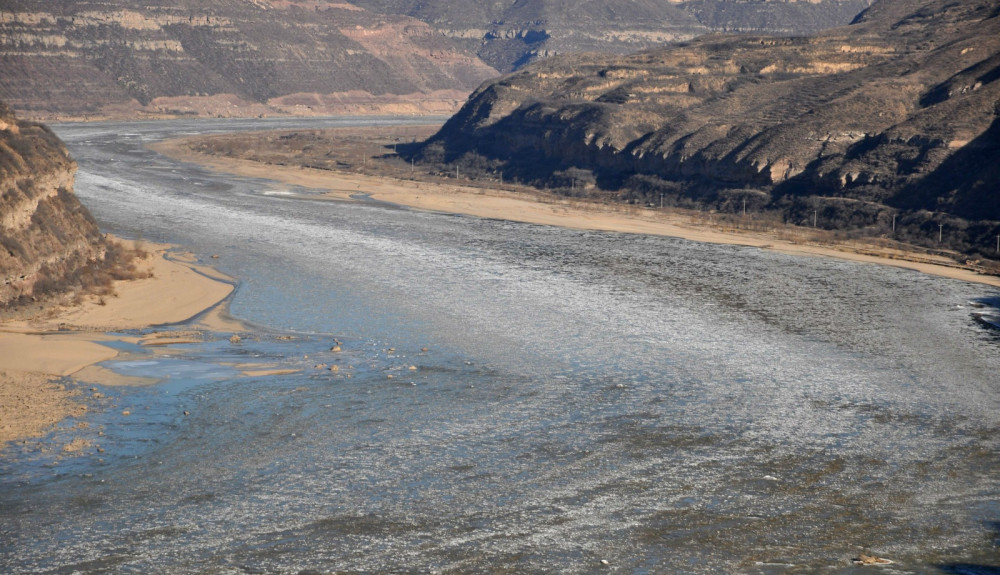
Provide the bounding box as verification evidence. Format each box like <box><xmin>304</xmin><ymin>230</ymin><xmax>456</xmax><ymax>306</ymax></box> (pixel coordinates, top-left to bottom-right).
<box><xmin>1</xmin><ymin>118</ymin><xmax>998</xmax><ymax>574</ymax></box>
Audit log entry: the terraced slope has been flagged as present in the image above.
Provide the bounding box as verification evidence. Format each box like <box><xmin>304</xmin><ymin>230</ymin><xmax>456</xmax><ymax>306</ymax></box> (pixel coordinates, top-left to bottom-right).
<box><xmin>0</xmin><ymin>0</ymin><xmax>498</xmax><ymax>120</ymax></box>
<box><xmin>418</xmin><ymin>0</ymin><xmax>1000</xmax><ymax>256</ymax></box>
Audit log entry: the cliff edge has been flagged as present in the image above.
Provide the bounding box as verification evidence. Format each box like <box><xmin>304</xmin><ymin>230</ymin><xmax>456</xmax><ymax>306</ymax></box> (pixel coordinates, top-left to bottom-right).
<box><xmin>0</xmin><ymin>101</ymin><xmax>113</xmax><ymax>308</ymax></box>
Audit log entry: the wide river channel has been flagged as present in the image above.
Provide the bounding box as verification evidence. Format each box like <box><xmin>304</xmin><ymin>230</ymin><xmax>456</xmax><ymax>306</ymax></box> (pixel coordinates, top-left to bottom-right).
<box><xmin>2</xmin><ymin>118</ymin><xmax>999</xmax><ymax>574</ymax></box>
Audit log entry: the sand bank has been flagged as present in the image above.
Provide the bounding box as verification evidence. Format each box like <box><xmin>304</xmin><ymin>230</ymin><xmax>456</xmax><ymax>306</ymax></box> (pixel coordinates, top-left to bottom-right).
<box><xmin>0</xmin><ymin>245</ymin><xmax>235</xmax><ymax>448</ymax></box>
<box><xmin>153</xmin><ymin>137</ymin><xmax>1000</xmax><ymax>289</ymax></box>
<box><xmin>0</xmin><ymin>371</ymin><xmax>86</xmax><ymax>447</ymax></box>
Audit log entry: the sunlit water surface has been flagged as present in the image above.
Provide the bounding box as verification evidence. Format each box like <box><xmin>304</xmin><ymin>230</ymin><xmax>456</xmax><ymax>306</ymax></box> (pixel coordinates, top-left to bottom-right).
<box><xmin>1</xmin><ymin>119</ymin><xmax>998</xmax><ymax>574</ymax></box>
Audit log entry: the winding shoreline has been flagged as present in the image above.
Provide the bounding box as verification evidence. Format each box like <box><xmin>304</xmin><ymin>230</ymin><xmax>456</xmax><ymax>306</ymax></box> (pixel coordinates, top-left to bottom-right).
<box><xmin>0</xmin><ymin>243</ymin><xmax>236</xmax><ymax>448</ymax></box>
<box><xmin>7</xmin><ymin>127</ymin><xmax>996</xmax><ymax>449</ymax></box>
<box><xmin>152</xmin><ymin>135</ymin><xmax>1000</xmax><ymax>289</ymax></box>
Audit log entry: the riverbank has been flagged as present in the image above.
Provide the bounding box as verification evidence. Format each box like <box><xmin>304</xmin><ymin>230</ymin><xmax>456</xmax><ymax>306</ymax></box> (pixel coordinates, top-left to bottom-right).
<box><xmin>0</xmin><ymin>242</ymin><xmax>235</xmax><ymax>448</ymax></box>
<box><xmin>152</xmin><ymin>133</ymin><xmax>1000</xmax><ymax>289</ymax></box>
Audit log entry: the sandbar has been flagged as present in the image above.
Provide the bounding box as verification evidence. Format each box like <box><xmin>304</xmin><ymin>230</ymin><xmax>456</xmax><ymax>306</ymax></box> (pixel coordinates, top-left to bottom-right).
<box><xmin>0</xmin><ymin>244</ymin><xmax>235</xmax><ymax>448</ymax></box>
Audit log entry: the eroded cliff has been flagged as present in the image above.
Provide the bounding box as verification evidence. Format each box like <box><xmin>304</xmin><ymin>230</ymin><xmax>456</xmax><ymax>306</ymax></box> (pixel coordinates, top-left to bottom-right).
<box><xmin>419</xmin><ymin>0</ymin><xmax>1000</xmax><ymax>257</ymax></box>
<box><xmin>0</xmin><ymin>101</ymin><xmax>112</xmax><ymax>307</ymax></box>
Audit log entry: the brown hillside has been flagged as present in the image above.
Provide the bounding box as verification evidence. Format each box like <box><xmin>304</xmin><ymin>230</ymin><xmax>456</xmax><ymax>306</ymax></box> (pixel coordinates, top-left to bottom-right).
<box><xmin>0</xmin><ymin>1</ymin><xmax>498</xmax><ymax>120</ymax></box>
<box><xmin>418</xmin><ymin>0</ymin><xmax>1000</xmax><ymax>257</ymax></box>
<box><xmin>0</xmin><ymin>101</ymin><xmax>139</xmax><ymax>308</ymax></box>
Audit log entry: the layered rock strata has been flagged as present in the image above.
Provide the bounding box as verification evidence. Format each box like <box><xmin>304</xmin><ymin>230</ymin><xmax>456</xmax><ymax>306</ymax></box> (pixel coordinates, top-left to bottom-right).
<box><xmin>0</xmin><ymin>101</ymin><xmax>107</xmax><ymax>306</ymax></box>
<box><xmin>0</xmin><ymin>1</ymin><xmax>498</xmax><ymax>120</ymax></box>
<box><xmin>419</xmin><ymin>0</ymin><xmax>1000</xmax><ymax>255</ymax></box>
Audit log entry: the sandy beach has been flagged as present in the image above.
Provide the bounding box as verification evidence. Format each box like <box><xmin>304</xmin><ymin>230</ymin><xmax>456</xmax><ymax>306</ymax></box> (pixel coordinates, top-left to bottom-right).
<box><xmin>0</xmin><ymin>244</ymin><xmax>235</xmax><ymax>448</ymax></box>
<box><xmin>153</xmin><ymin>136</ymin><xmax>1000</xmax><ymax>289</ymax></box>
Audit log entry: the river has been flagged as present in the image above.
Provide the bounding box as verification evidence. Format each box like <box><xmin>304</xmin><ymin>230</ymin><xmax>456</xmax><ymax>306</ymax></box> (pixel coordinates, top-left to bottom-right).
<box><xmin>1</xmin><ymin>118</ymin><xmax>998</xmax><ymax>574</ymax></box>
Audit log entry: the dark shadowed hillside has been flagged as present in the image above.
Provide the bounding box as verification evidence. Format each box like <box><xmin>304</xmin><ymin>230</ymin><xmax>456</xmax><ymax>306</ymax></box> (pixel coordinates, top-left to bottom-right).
<box><xmin>417</xmin><ymin>0</ymin><xmax>1000</xmax><ymax>258</ymax></box>
<box><xmin>0</xmin><ymin>0</ymin><xmax>498</xmax><ymax>120</ymax></box>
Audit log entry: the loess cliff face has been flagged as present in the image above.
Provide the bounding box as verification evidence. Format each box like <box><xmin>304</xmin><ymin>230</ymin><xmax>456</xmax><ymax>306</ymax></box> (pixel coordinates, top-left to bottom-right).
<box><xmin>420</xmin><ymin>0</ymin><xmax>1000</xmax><ymax>255</ymax></box>
<box><xmin>0</xmin><ymin>0</ymin><xmax>499</xmax><ymax>120</ymax></box>
<box><xmin>0</xmin><ymin>101</ymin><xmax>108</xmax><ymax>307</ymax></box>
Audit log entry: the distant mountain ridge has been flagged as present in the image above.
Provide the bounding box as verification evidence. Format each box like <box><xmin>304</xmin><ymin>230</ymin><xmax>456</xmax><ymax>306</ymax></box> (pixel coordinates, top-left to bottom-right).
<box><xmin>0</xmin><ymin>0</ymin><xmax>498</xmax><ymax>120</ymax></box>
<box><xmin>0</xmin><ymin>0</ymin><xmax>867</xmax><ymax>120</ymax></box>
<box><xmin>417</xmin><ymin>0</ymin><xmax>1000</xmax><ymax>257</ymax></box>
<box><xmin>348</xmin><ymin>0</ymin><xmax>871</xmax><ymax>72</ymax></box>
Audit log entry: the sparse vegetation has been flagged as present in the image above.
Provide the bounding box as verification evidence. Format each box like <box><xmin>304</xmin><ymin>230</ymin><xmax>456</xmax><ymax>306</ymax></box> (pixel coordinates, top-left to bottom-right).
<box><xmin>29</xmin><ymin>239</ymin><xmax>150</xmax><ymax>303</ymax></box>
<box><xmin>1</xmin><ymin>101</ymin><xmax>152</xmax><ymax>316</ymax></box>
<box><xmin>347</xmin><ymin>0</ymin><xmax>868</xmax><ymax>73</ymax></box>
<box><xmin>1</xmin><ymin>234</ymin><xmax>152</xmax><ymax>318</ymax></box>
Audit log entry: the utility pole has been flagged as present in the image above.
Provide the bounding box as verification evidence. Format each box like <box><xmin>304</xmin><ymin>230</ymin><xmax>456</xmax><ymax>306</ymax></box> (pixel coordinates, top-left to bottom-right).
<box><xmin>660</xmin><ymin>193</ymin><xmax>664</xmax><ymax>209</ymax></box>
<box><xmin>892</xmin><ymin>213</ymin><xmax>896</xmax><ymax>233</ymax></box>
<box><xmin>410</xmin><ymin>157</ymin><xmax>414</xmax><ymax>175</ymax></box>
<box><xmin>455</xmin><ymin>165</ymin><xmax>459</xmax><ymax>179</ymax></box>
<box><xmin>813</xmin><ymin>210</ymin><xmax>817</xmax><ymax>228</ymax></box>
<box><xmin>996</xmin><ymin>234</ymin><xmax>999</xmax><ymax>253</ymax></box>
<box><xmin>938</xmin><ymin>223</ymin><xmax>944</xmax><ymax>243</ymax></box>
<box><xmin>500</xmin><ymin>171</ymin><xmax>503</xmax><ymax>186</ymax></box>
<box><xmin>742</xmin><ymin>199</ymin><xmax>746</xmax><ymax>216</ymax></box>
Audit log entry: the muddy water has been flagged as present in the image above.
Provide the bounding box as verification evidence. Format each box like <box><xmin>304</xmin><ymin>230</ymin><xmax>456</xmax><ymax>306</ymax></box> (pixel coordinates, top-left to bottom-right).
<box><xmin>1</xmin><ymin>119</ymin><xmax>998</xmax><ymax>574</ymax></box>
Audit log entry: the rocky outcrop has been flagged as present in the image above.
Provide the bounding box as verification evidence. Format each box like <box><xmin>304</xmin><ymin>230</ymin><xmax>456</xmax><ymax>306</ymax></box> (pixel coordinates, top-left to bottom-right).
<box><xmin>0</xmin><ymin>101</ymin><xmax>108</xmax><ymax>306</ymax></box>
<box><xmin>0</xmin><ymin>1</ymin><xmax>498</xmax><ymax>121</ymax></box>
<box><xmin>418</xmin><ymin>0</ymin><xmax>1000</xmax><ymax>256</ymax></box>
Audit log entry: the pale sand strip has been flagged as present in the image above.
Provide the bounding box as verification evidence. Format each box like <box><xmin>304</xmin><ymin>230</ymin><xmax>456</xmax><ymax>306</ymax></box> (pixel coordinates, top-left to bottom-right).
<box><xmin>0</xmin><ymin>333</ymin><xmax>122</xmax><ymax>378</ymax></box>
<box><xmin>44</xmin><ymin>247</ymin><xmax>234</xmax><ymax>332</ymax></box>
<box><xmin>1</xmin><ymin>246</ymin><xmax>235</xmax><ymax>447</ymax></box>
<box><xmin>1</xmin><ymin>246</ymin><xmax>235</xmax><ymax>373</ymax></box>
<box><xmin>153</xmin><ymin>138</ymin><xmax>1000</xmax><ymax>289</ymax></box>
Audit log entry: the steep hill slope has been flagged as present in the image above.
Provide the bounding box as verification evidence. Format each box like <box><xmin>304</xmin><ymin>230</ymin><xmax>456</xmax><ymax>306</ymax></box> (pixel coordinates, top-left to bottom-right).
<box><xmin>418</xmin><ymin>0</ymin><xmax>1000</xmax><ymax>257</ymax></box>
<box><xmin>0</xmin><ymin>0</ymin><xmax>498</xmax><ymax>120</ymax></box>
<box><xmin>348</xmin><ymin>0</ymin><xmax>870</xmax><ymax>72</ymax></box>
<box><xmin>0</xmin><ymin>101</ymin><xmax>125</xmax><ymax>308</ymax></box>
